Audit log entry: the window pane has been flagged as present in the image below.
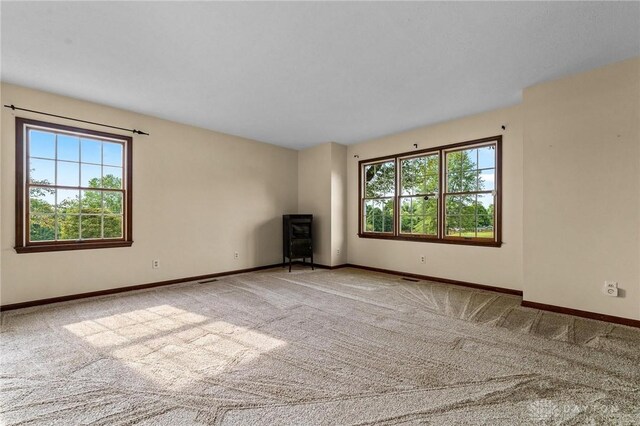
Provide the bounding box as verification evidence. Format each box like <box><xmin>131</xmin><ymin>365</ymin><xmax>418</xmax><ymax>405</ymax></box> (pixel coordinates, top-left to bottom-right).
<box><xmin>446</xmin><ymin>194</ymin><xmax>475</xmax><ymax>220</ymax></box>
<box><xmin>478</xmin><ymin>145</ymin><xmax>495</xmax><ymax>169</ymax></box>
<box><xmin>30</xmin><ymin>214</ymin><xmax>55</xmax><ymax>241</ymax></box>
<box><xmin>81</xmin><ymin>138</ymin><xmax>101</xmax><ymax>164</ymax></box>
<box><xmin>364</xmin><ymin>198</ymin><xmax>393</xmax><ymax>233</ymax></box>
<box><xmin>478</xmin><ymin>168</ymin><xmax>495</xmax><ymax>191</ymax></box>
<box><xmin>29</xmin><ymin>130</ymin><xmax>55</xmax><ymax>159</ymax></box>
<box><xmin>103</xmin><ymin>191</ymin><xmax>123</xmax><ymax>214</ymax></box>
<box><xmin>478</xmin><ymin>225</ymin><xmax>494</xmax><ymax>239</ymax></box>
<box><xmin>445</xmin><ymin>195</ymin><xmax>461</xmax><ymax>215</ymax></box>
<box><xmin>477</xmin><ymin>193</ymin><xmax>493</xmax><ymax>210</ymax></box>
<box><xmin>467</xmin><ymin>148</ymin><xmax>478</xmax><ymax>169</ymax></box>
<box><xmin>460</xmin><ymin>215</ymin><xmax>476</xmax><ymax>237</ymax></box>
<box><xmin>446</xmin><ymin>151</ymin><xmax>461</xmax><ymax>192</ymax></box>
<box><xmin>445</xmin><ymin>193</ymin><xmax>495</xmax><ymax>239</ymax></box>
<box><xmin>477</xmin><ymin>193</ymin><xmax>495</xmax><ymax>239</ymax></box>
<box><xmin>81</xmin><ymin>163</ymin><xmax>102</xmax><ymax>188</ymax></box>
<box><xmin>446</xmin><ymin>216</ymin><xmax>460</xmax><ymax>236</ymax></box>
<box><xmin>401</xmin><ymin>155</ymin><xmax>438</xmax><ymax>195</ymax></box>
<box><xmin>423</xmin><ymin>215</ymin><xmax>437</xmax><ymax>235</ymax></box>
<box><xmin>103</xmin><ymin>142</ymin><xmax>123</xmax><ymax>166</ymax></box>
<box><xmin>400</xmin><ymin>197</ymin><xmax>415</xmax><ymax>233</ymax></box>
<box><xmin>57</xmin><ymin>134</ymin><xmax>79</xmax><ymax>161</ymax></box>
<box><xmin>103</xmin><ymin>215</ymin><xmax>123</xmax><ymax>238</ymax></box>
<box><xmin>57</xmin><ymin>215</ymin><xmax>80</xmax><ymax>240</ymax></box>
<box><xmin>364</xmin><ymin>161</ymin><xmax>395</xmax><ymax>197</ymax></box>
<box><xmin>57</xmin><ymin>189</ymin><xmax>80</xmax><ymax>214</ymax></box>
<box><xmin>400</xmin><ymin>213</ymin><xmax>412</xmax><ymax>233</ymax></box>
<box><xmin>446</xmin><ymin>149</ymin><xmax>479</xmax><ymax>193</ymax></box>
<box><xmin>102</xmin><ymin>166</ymin><xmax>123</xmax><ymax>189</ymax></box>
<box><xmin>401</xmin><ymin>157</ymin><xmax>422</xmax><ymax>196</ymax></box>
<box><xmin>364</xmin><ymin>214</ymin><xmax>374</xmax><ymax>232</ymax></box>
<box><xmin>460</xmin><ymin>194</ymin><xmax>476</xmax><ymax>216</ymax></box>
<box><xmin>81</xmin><ymin>215</ymin><xmax>102</xmax><ymax>239</ymax></box>
<box><xmin>81</xmin><ymin>190</ymin><xmax>103</xmax><ymax>214</ymax></box>
<box><xmin>29</xmin><ymin>187</ymin><xmax>55</xmax><ymax>214</ymax></box>
<box><xmin>29</xmin><ymin>158</ymin><xmax>55</xmax><ymax>185</ymax></box>
<box><xmin>400</xmin><ymin>196</ymin><xmax>437</xmax><ymax>236</ymax></box>
<box><xmin>57</xmin><ymin>161</ymin><xmax>79</xmax><ymax>187</ymax></box>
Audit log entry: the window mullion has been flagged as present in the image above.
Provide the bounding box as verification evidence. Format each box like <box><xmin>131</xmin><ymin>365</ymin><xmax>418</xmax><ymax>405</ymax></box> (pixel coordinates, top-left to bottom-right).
<box><xmin>394</xmin><ymin>157</ymin><xmax>399</xmax><ymax>236</ymax></box>
<box><xmin>438</xmin><ymin>149</ymin><xmax>444</xmax><ymax>240</ymax></box>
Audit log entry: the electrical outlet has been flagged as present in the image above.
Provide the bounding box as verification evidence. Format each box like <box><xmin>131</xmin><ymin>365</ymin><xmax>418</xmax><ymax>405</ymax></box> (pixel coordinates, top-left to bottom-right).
<box><xmin>420</xmin><ymin>255</ymin><xmax>426</xmax><ymax>264</ymax></box>
<box><xmin>337</xmin><ymin>249</ymin><xmax>341</xmax><ymax>255</ymax></box>
<box><xmin>152</xmin><ymin>259</ymin><xmax>160</xmax><ymax>269</ymax></box>
<box><xmin>603</xmin><ymin>281</ymin><xmax>618</xmax><ymax>297</ymax></box>
<box><xmin>234</xmin><ymin>251</ymin><xmax>239</xmax><ymax>260</ymax></box>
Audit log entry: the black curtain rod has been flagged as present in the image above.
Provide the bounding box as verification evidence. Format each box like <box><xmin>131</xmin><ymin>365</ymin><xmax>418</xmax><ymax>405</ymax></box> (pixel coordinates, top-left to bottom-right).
<box><xmin>3</xmin><ymin>104</ymin><xmax>149</xmax><ymax>135</ymax></box>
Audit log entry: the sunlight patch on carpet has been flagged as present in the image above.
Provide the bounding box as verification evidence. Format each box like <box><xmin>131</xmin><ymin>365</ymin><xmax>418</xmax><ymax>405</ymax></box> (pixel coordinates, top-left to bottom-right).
<box><xmin>63</xmin><ymin>305</ymin><xmax>286</xmax><ymax>388</ymax></box>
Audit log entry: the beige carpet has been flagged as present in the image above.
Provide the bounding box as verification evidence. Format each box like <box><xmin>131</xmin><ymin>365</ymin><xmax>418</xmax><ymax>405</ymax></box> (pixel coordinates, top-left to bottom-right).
<box><xmin>1</xmin><ymin>267</ymin><xmax>639</xmax><ymax>425</ymax></box>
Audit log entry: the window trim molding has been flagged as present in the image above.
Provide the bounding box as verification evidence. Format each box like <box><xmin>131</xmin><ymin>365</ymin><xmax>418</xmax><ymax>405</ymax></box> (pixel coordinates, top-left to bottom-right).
<box><xmin>14</xmin><ymin>117</ymin><xmax>134</xmax><ymax>253</ymax></box>
<box><xmin>358</xmin><ymin>135</ymin><xmax>502</xmax><ymax>248</ymax></box>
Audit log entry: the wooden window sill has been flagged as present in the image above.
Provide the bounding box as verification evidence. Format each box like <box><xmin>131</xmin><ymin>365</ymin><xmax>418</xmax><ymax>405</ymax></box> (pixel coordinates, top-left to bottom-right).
<box><xmin>15</xmin><ymin>241</ymin><xmax>134</xmax><ymax>253</ymax></box>
<box><xmin>358</xmin><ymin>233</ymin><xmax>502</xmax><ymax>247</ymax></box>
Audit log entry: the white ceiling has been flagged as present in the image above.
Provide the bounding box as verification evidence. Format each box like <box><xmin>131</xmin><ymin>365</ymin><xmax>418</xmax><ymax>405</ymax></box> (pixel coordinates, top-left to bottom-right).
<box><xmin>2</xmin><ymin>2</ymin><xmax>639</xmax><ymax>149</ymax></box>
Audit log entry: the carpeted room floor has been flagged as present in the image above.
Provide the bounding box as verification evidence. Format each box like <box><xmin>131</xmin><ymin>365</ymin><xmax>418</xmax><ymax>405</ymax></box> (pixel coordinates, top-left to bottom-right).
<box><xmin>1</xmin><ymin>267</ymin><xmax>639</xmax><ymax>425</ymax></box>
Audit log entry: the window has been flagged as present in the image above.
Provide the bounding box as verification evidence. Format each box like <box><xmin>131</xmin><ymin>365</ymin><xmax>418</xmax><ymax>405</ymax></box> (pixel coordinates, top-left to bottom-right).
<box><xmin>444</xmin><ymin>144</ymin><xmax>497</xmax><ymax>240</ymax></box>
<box><xmin>15</xmin><ymin>118</ymin><xmax>133</xmax><ymax>253</ymax></box>
<box><xmin>399</xmin><ymin>153</ymin><xmax>439</xmax><ymax>237</ymax></box>
<box><xmin>362</xmin><ymin>160</ymin><xmax>395</xmax><ymax>233</ymax></box>
<box><xmin>359</xmin><ymin>136</ymin><xmax>501</xmax><ymax>247</ymax></box>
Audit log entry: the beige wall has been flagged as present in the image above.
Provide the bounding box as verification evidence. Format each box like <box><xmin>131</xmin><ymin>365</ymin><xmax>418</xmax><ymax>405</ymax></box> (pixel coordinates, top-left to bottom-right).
<box><xmin>298</xmin><ymin>141</ymin><xmax>348</xmax><ymax>267</ymax></box>
<box><xmin>346</xmin><ymin>105</ymin><xmax>524</xmax><ymax>291</ymax></box>
<box><xmin>298</xmin><ymin>143</ymin><xmax>332</xmax><ymax>265</ymax></box>
<box><xmin>3</xmin><ymin>58</ymin><xmax>639</xmax><ymax>321</ymax></box>
<box><xmin>0</xmin><ymin>84</ymin><xmax>3</xmax><ymax>298</ymax></box>
<box><xmin>523</xmin><ymin>57</ymin><xmax>640</xmax><ymax>320</ymax></box>
<box><xmin>330</xmin><ymin>142</ymin><xmax>347</xmax><ymax>265</ymax></box>
<box><xmin>1</xmin><ymin>83</ymin><xmax>299</xmax><ymax>305</ymax></box>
